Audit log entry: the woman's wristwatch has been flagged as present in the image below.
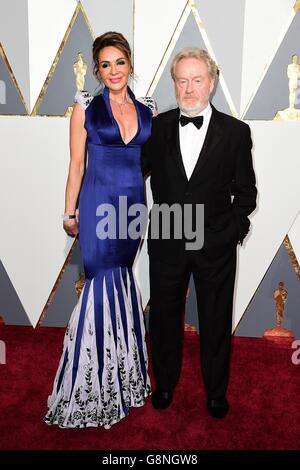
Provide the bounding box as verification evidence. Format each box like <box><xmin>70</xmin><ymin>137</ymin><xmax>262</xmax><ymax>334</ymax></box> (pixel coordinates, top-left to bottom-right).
<box><xmin>62</xmin><ymin>213</ymin><xmax>76</xmax><ymax>221</ymax></box>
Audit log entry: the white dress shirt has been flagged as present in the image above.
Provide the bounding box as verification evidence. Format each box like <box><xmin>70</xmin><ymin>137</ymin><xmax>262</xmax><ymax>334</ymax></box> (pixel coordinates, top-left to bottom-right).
<box><xmin>179</xmin><ymin>103</ymin><xmax>212</xmax><ymax>180</ymax></box>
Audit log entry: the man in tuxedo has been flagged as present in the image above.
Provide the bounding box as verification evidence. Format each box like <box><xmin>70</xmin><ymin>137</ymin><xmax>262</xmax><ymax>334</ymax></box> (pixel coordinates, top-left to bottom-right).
<box><xmin>141</xmin><ymin>48</ymin><xmax>257</xmax><ymax>418</ymax></box>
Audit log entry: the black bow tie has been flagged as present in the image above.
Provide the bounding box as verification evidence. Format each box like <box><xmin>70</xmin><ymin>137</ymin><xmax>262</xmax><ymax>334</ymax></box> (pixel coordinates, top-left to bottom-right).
<box><xmin>179</xmin><ymin>115</ymin><xmax>203</xmax><ymax>129</ymax></box>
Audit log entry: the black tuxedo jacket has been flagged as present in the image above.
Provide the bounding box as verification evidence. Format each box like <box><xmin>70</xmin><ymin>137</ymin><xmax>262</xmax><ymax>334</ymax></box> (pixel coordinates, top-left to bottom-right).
<box><xmin>141</xmin><ymin>104</ymin><xmax>257</xmax><ymax>264</ymax></box>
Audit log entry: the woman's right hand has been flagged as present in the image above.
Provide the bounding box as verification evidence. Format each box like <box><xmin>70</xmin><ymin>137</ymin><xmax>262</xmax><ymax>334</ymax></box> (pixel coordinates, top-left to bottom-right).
<box><xmin>63</xmin><ymin>210</ymin><xmax>79</xmax><ymax>237</ymax></box>
<box><xmin>63</xmin><ymin>219</ymin><xmax>78</xmax><ymax>237</ymax></box>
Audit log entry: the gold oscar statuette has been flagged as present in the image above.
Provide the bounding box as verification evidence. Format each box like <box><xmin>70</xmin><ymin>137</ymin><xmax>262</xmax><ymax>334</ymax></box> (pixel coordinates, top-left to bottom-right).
<box><xmin>65</xmin><ymin>52</ymin><xmax>88</xmax><ymax>117</ymax></box>
<box><xmin>274</xmin><ymin>55</ymin><xmax>300</xmax><ymax>121</ymax></box>
<box><xmin>263</xmin><ymin>281</ymin><xmax>294</xmax><ymax>339</ymax></box>
<box><xmin>294</xmin><ymin>1</ymin><xmax>300</xmax><ymax>12</ymax></box>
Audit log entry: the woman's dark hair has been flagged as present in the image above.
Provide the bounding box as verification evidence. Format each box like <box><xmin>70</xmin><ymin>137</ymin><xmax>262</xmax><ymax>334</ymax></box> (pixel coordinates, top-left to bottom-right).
<box><xmin>92</xmin><ymin>31</ymin><xmax>133</xmax><ymax>81</ymax></box>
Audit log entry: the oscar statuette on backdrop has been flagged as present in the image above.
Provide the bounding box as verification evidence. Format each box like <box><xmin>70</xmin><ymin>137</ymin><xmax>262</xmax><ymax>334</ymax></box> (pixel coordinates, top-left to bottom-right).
<box><xmin>65</xmin><ymin>52</ymin><xmax>88</xmax><ymax>117</ymax></box>
<box><xmin>274</xmin><ymin>54</ymin><xmax>300</xmax><ymax>121</ymax></box>
<box><xmin>263</xmin><ymin>281</ymin><xmax>294</xmax><ymax>343</ymax></box>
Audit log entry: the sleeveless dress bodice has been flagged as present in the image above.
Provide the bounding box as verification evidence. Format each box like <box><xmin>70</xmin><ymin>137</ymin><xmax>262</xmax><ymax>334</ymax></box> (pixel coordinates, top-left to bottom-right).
<box><xmin>79</xmin><ymin>86</ymin><xmax>152</xmax><ymax>277</ymax></box>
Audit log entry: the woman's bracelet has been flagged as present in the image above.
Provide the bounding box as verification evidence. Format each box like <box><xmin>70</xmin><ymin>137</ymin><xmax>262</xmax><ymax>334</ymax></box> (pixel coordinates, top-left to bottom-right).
<box><xmin>62</xmin><ymin>213</ymin><xmax>76</xmax><ymax>221</ymax></box>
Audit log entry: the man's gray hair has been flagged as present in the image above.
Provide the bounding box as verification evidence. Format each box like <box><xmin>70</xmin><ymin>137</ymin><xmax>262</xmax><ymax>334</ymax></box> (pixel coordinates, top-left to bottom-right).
<box><xmin>171</xmin><ymin>48</ymin><xmax>219</xmax><ymax>81</ymax></box>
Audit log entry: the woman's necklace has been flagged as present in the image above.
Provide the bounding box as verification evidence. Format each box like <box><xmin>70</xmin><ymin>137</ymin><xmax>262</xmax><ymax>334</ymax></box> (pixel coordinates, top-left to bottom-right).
<box><xmin>109</xmin><ymin>95</ymin><xmax>132</xmax><ymax>115</ymax></box>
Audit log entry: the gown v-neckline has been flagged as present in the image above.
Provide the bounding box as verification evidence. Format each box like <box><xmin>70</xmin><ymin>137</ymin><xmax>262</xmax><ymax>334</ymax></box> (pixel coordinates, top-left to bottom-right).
<box><xmin>103</xmin><ymin>85</ymin><xmax>141</xmax><ymax>146</ymax></box>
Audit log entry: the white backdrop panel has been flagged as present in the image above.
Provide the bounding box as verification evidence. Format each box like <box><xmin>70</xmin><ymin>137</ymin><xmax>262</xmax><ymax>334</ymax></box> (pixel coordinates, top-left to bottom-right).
<box><xmin>0</xmin><ymin>116</ymin><xmax>74</xmax><ymax>326</ymax></box>
<box><xmin>233</xmin><ymin>121</ymin><xmax>300</xmax><ymax>329</ymax></box>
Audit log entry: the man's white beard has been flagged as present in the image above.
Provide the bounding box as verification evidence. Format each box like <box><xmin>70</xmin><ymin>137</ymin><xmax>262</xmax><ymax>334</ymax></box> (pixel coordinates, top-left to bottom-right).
<box><xmin>177</xmin><ymin>96</ymin><xmax>209</xmax><ymax>117</ymax></box>
<box><xmin>177</xmin><ymin>97</ymin><xmax>209</xmax><ymax>117</ymax></box>
<box><xmin>179</xmin><ymin>104</ymin><xmax>203</xmax><ymax>117</ymax></box>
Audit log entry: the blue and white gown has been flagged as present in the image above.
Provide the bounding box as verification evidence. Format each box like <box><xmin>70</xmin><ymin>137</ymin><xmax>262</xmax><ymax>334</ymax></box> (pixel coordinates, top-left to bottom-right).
<box><xmin>44</xmin><ymin>87</ymin><xmax>156</xmax><ymax>429</ymax></box>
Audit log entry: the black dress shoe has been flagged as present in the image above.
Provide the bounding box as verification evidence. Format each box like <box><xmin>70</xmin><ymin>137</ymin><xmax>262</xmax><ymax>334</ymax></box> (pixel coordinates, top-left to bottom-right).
<box><xmin>207</xmin><ymin>397</ymin><xmax>229</xmax><ymax>419</ymax></box>
<box><xmin>152</xmin><ymin>388</ymin><xmax>173</xmax><ymax>410</ymax></box>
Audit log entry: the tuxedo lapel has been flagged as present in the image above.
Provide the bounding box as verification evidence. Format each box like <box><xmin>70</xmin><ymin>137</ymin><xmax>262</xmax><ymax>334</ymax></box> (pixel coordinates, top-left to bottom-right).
<box><xmin>165</xmin><ymin>108</ymin><xmax>188</xmax><ymax>181</ymax></box>
<box><xmin>189</xmin><ymin>105</ymin><xmax>224</xmax><ymax>181</ymax></box>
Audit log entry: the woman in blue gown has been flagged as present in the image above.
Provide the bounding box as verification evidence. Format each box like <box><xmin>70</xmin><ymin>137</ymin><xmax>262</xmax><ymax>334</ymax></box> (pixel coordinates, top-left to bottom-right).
<box><xmin>45</xmin><ymin>32</ymin><xmax>156</xmax><ymax>429</ymax></box>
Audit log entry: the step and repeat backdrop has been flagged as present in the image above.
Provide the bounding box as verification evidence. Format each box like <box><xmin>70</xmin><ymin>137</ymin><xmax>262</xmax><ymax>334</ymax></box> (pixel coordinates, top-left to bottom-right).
<box><xmin>1</xmin><ymin>0</ymin><xmax>300</xmax><ymax>340</ymax></box>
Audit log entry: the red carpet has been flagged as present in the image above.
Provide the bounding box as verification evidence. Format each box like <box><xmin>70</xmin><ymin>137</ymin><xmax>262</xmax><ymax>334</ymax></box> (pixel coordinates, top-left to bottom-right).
<box><xmin>0</xmin><ymin>325</ymin><xmax>299</xmax><ymax>450</ymax></box>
